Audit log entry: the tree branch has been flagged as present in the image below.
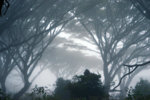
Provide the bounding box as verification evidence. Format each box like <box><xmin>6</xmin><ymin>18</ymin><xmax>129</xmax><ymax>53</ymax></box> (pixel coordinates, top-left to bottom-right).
<box><xmin>112</xmin><ymin>60</ymin><xmax>150</xmax><ymax>91</ymax></box>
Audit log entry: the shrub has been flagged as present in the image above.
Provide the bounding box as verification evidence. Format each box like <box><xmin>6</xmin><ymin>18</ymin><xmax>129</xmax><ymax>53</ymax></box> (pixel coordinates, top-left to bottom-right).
<box><xmin>53</xmin><ymin>69</ymin><xmax>106</xmax><ymax>100</ymax></box>
<box><xmin>126</xmin><ymin>79</ymin><xmax>150</xmax><ymax>100</ymax></box>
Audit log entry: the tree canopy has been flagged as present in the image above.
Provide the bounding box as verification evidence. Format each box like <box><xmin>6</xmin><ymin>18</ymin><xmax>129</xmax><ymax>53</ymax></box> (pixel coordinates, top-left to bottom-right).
<box><xmin>54</xmin><ymin>69</ymin><xmax>106</xmax><ymax>100</ymax></box>
<box><xmin>127</xmin><ymin>79</ymin><xmax>150</xmax><ymax>100</ymax></box>
<box><xmin>131</xmin><ymin>0</ymin><xmax>150</xmax><ymax>19</ymax></box>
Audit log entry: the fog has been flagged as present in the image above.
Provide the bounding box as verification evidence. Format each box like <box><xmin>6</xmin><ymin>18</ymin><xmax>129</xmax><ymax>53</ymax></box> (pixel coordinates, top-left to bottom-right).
<box><xmin>0</xmin><ymin>0</ymin><xmax>150</xmax><ymax>100</ymax></box>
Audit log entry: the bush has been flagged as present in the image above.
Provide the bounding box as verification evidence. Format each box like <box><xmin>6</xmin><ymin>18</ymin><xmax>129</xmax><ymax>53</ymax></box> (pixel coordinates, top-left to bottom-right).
<box><xmin>126</xmin><ymin>79</ymin><xmax>150</xmax><ymax>100</ymax></box>
<box><xmin>28</xmin><ymin>85</ymin><xmax>55</xmax><ymax>100</ymax></box>
<box><xmin>53</xmin><ymin>69</ymin><xmax>106</xmax><ymax>100</ymax></box>
<box><xmin>54</xmin><ymin>78</ymin><xmax>71</xmax><ymax>100</ymax></box>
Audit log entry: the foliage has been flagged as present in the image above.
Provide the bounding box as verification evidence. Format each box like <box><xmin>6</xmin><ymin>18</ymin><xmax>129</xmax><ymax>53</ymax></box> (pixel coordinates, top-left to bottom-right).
<box><xmin>69</xmin><ymin>69</ymin><xmax>106</xmax><ymax>99</ymax></box>
<box><xmin>53</xmin><ymin>69</ymin><xmax>106</xmax><ymax>100</ymax></box>
<box><xmin>54</xmin><ymin>78</ymin><xmax>72</xmax><ymax>100</ymax></box>
<box><xmin>126</xmin><ymin>79</ymin><xmax>150</xmax><ymax>100</ymax></box>
<box><xmin>29</xmin><ymin>85</ymin><xmax>51</xmax><ymax>100</ymax></box>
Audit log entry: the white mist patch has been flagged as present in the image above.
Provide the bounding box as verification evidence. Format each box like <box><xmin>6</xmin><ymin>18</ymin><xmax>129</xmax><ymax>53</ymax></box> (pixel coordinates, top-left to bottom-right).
<box><xmin>6</xmin><ymin>69</ymin><xmax>24</xmax><ymax>93</ymax></box>
<box><xmin>58</xmin><ymin>32</ymin><xmax>71</xmax><ymax>39</ymax></box>
<box><xmin>32</xmin><ymin>68</ymin><xmax>57</xmax><ymax>91</ymax></box>
<box><xmin>57</xmin><ymin>32</ymin><xmax>100</xmax><ymax>57</ymax></box>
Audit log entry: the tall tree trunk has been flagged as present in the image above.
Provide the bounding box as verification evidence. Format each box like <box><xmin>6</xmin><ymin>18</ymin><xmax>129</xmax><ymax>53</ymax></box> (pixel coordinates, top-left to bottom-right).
<box><xmin>120</xmin><ymin>77</ymin><xmax>132</xmax><ymax>100</ymax></box>
<box><xmin>120</xmin><ymin>87</ymin><xmax>126</xmax><ymax>100</ymax></box>
<box><xmin>104</xmin><ymin>80</ymin><xmax>110</xmax><ymax>100</ymax></box>
<box><xmin>1</xmin><ymin>81</ymin><xmax>6</xmax><ymax>93</ymax></box>
<box><xmin>104</xmin><ymin>67</ymin><xmax>110</xmax><ymax>100</ymax></box>
<box><xmin>1</xmin><ymin>77</ymin><xmax>6</xmax><ymax>93</ymax></box>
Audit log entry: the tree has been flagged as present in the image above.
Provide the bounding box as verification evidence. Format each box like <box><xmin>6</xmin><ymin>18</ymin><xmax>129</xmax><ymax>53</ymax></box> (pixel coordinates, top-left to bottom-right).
<box><xmin>130</xmin><ymin>0</ymin><xmax>150</xmax><ymax>19</ymax></box>
<box><xmin>53</xmin><ymin>69</ymin><xmax>105</xmax><ymax>100</ymax></box>
<box><xmin>0</xmin><ymin>49</ymin><xmax>16</xmax><ymax>93</ymax></box>
<box><xmin>69</xmin><ymin>69</ymin><xmax>106</xmax><ymax>100</ymax></box>
<box><xmin>0</xmin><ymin>0</ymin><xmax>101</xmax><ymax>53</ymax></box>
<box><xmin>0</xmin><ymin>0</ymin><xmax>103</xmax><ymax>99</ymax></box>
<box><xmin>72</xmin><ymin>0</ymin><xmax>150</xmax><ymax>97</ymax></box>
<box><xmin>127</xmin><ymin>79</ymin><xmax>150</xmax><ymax>100</ymax></box>
<box><xmin>11</xmin><ymin>0</ymin><xmax>77</xmax><ymax>99</ymax></box>
<box><xmin>54</xmin><ymin>78</ymin><xmax>71</xmax><ymax>100</ymax></box>
<box><xmin>0</xmin><ymin>0</ymin><xmax>78</xmax><ymax>99</ymax></box>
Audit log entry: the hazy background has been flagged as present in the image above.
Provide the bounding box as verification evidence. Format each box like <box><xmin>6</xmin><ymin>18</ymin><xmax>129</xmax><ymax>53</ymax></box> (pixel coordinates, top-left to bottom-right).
<box><xmin>1</xmin><ymin>0</ymin><xmax>150</xmax><ymax>100</ymax></box>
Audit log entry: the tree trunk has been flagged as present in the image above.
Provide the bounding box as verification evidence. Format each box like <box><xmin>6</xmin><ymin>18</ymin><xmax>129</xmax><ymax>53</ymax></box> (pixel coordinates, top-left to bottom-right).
<box><xmin>104</xmin><ymin>75</ymin><xmax>110</xmax><ymax>100</ymax></box>
<box><xmin>0</xmin><ymin>77</ymin><xmax>6</xmax><ymax>93</ymax></box>
<box><xmin>1</xmin><ymin>81</ymin><xmax>6</xmax><ymax>93</ymax></box>
<box><xmin>120</xmin><ymin>77</ymin><xmax>132</xmax><ymax>100</ymax></box>
<box><xmin>104</xmin><ymin>63</ymin><xmax>110</xmax><ymax>92</ymax></box>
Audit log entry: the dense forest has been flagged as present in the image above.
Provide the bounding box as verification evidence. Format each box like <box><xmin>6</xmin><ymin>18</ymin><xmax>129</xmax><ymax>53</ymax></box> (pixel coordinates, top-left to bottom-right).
<box><xmin>0</xmin><ymin>0</ymin><xmax>150</xmax><ymax>100</ymax></box>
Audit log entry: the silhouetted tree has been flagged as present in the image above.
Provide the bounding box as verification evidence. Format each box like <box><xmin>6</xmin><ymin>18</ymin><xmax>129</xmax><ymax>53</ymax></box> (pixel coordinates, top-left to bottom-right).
<box><xmin>54</xmin><ymin>78</ymin><xmax>71</xmax><ymax>100</ymax></box>
<box><xmin>127</xmin><ymin>79</ymin><xmax>150</xmax><ymax>100</ymax></box>
<box><xmin>54</xmin><ymin>70</ymin><xmax>106</xmax><ymax>100</ymax></box>
<box><xmin>69</xmin><ymin>69</ymin><xmax>106</xmax><ymax>100</ymax></box>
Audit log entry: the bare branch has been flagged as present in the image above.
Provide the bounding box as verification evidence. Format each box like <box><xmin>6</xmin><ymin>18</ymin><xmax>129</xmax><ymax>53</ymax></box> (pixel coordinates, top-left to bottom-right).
<box><xmin>112</xmin><ymin>60</ymin><xmax>150</xmax><ymax>90</ymax></box>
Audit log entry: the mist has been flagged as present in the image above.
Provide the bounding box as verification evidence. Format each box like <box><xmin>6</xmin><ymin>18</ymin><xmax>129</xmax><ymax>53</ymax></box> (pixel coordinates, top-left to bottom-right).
<box><xmin>0</xmin><ymin>0</ymin><xmax>150</xmax><ymax>100</ymax></box>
